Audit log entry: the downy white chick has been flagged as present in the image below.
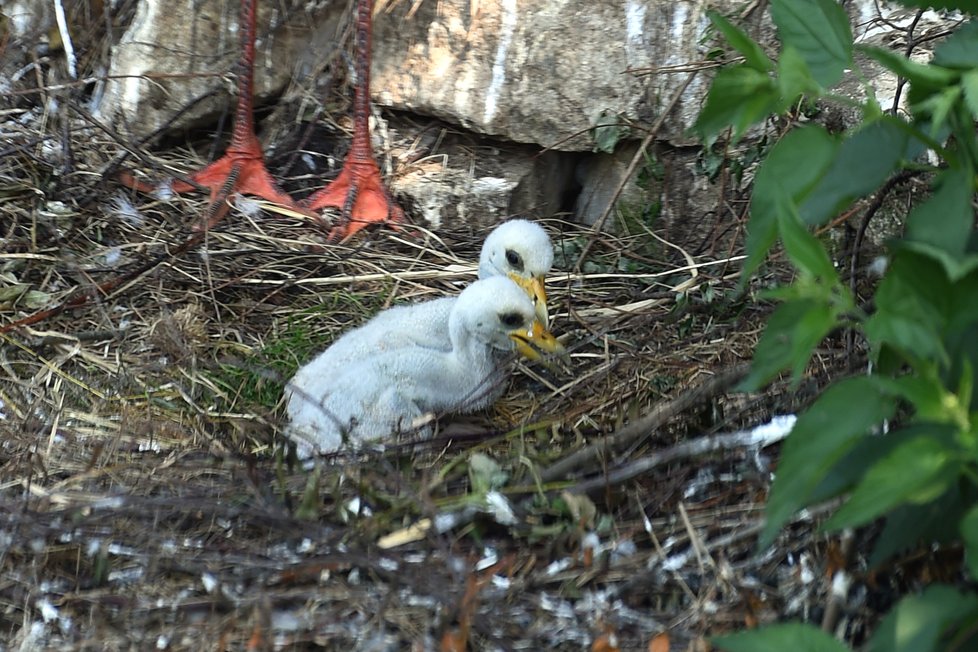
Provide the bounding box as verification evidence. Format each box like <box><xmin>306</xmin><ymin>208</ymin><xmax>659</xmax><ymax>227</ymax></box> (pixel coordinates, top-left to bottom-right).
<box><xmin>286</xmin><ymin>276</ymin><xmax>561</xmax><ymax>455</ymax></box>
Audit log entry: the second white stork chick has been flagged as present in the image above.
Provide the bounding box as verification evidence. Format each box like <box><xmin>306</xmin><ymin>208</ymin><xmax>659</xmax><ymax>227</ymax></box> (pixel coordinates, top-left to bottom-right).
<box><xmin>285</xmin><ymin>275</ymin><xmax>560</xmax><ymax>455</ymax></box>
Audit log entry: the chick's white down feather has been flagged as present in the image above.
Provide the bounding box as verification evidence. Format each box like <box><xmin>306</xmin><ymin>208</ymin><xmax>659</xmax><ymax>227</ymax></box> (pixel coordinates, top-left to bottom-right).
<box><xmin>286</xmin><ymin>276</ymin><xmax>543</xmax><ymax>454</ymax></box>
<box><xmin>477</xmin><ymin>219</ymin><xmax>553</xmax><ymax>282</ymax></box>
<box><xmin>286</xmin><ymin>219</ymin><xmax>553</xmax><ymax>395</ymax></box>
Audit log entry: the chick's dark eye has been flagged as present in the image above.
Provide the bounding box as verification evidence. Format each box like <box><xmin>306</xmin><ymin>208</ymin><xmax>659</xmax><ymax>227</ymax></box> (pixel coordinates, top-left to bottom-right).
<box><xmin>505</xmin><ymin>249</ymin><xmax>524</xmax><ymax>271</ymax></box>
<box><xmin>500</xmin><ymin>312</ymin><xmax>524</xmax><ymax>329</ymax></box>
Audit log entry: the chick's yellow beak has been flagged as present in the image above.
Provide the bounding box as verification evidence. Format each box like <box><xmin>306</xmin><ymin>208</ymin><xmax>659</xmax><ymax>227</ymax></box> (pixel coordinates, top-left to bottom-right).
<box><xmin>509</xmin><ymin>273</ymin><xmax>549</xmax><ymax>327</ymax></box>
<box><xmin>509</xmin><ymin>319</ymin><xmax>566</xmax><ymax>361</ymax></box>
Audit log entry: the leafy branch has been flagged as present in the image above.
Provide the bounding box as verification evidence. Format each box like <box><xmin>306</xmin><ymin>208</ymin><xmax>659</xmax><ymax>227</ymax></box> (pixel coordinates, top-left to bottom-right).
<box><xmin>694</xmin><ymin>1</ymin><xmax>978</xmax><ymax>650</ymax></box>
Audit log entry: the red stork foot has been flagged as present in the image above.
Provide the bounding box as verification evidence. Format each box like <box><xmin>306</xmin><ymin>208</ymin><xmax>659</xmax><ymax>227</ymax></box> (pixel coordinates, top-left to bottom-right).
<box><xmin>118</xmin><ymin>134</ymin><xmax>304</xmax><ymax>231</ymax></box>
<box><xmin>303</xmin><ymin>157</ymin><xmax>405</xmax><ymax>242</ymax></box>
<box><xmin>116</xmin><ymin>0</ymin><xmax>309</xmax><ymax>231</ymax></box>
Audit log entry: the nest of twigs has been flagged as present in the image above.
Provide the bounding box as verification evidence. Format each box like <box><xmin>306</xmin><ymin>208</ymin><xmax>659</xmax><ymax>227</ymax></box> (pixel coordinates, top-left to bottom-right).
<box><xmin>0</xmin><ymin>8</ymin><xmax>934</xmax><ymax>651</ymax></box>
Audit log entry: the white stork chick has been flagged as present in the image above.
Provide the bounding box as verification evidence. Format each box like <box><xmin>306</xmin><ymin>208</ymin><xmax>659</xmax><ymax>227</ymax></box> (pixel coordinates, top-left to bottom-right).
<box><xmin>478</xmin><ymin>219</ymin><xmax>553</xmax><ymax>326</ymax></box>
<box><xmin>287</xmin><ymin>220</ymin><xmax>555</xmax><ymax>397</ymax></box>
<box><xmin>285</xmin><ymin>276</ymin><xmax>561</xmax><ymax>456</ymax></box>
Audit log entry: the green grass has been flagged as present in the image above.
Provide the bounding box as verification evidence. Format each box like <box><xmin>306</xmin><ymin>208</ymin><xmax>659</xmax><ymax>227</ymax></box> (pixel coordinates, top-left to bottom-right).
<box><xmin>207</xmin><ymin>288</ymin><xmax>389</xmax><ymax>411</ymax></box>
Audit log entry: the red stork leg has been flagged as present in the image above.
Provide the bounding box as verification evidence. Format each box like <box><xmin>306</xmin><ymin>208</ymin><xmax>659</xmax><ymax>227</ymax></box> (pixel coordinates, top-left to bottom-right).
<box><xmin>303</xmin><ymin>0</ymin><xmax>405</xmax><ymax>242</ymax></box>
<box><xmin>120</xmin><ymin>0</ymin><xmax>299</xmax><ymax>230</ymax></box>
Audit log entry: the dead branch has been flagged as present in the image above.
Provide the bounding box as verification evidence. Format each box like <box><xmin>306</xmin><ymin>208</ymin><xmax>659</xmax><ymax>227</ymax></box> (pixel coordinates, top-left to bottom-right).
<box><xmin>540</xmin><ymin>363</ymin><xmax>751</xmax><ymax>483</ymax></box>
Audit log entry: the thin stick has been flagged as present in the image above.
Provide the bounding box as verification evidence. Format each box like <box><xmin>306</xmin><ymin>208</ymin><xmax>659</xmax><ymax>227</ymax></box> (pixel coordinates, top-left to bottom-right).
<box><xmin>540</xmin><ymin>363</ymin><xmax>750</xmax><ymax>482</ymax></box>
<box><xmin>52</xmin><ymin>0</ymin><xmax>78</xmax><ymax>79</ymax></box>
<box><xmin>0</xmin><ymin>229</ymin><xmax>208</xmax><ymax>334</ymax></box>
<box><xmin>574</xmin><ymin>71</ymin><xmax>699</xmax><ymax>272</ymax></box>
<box><xmin>567</xmin><ymin>411</ymin><xmax>792</xmax><ymax>495</ymax></box>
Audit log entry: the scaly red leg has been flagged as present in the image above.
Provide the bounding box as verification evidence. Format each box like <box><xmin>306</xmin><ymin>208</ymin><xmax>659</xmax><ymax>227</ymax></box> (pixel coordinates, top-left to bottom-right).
<box><xmin>303</xmin><ymin>0</ymin><xmax>405</xmax><ymax>242</ymax></box>
<box><xmin>120</xmin><ymin>0</ymin><xmax>300</xmax><ymax>229</ymax></box>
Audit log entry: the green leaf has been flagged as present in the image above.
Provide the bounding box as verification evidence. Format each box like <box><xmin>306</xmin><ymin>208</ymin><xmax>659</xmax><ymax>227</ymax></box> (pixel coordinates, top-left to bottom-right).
<box><xmin>22</xmin><ymin>290</ymin><xmax>52</xmax><ymax>309</ymax></box>
<box><xmin>952</xmin><ymin>99</ymin><xmax>978</xmax><ymax>171</ymax></box>
<box><xmin>891</xmin><ymin>244</ymin><xmax>960</xmax><ymax>290</ymax></box>
<box><xmin>873</xmin><ymin>375</ymin><xmax>948</xmax><ymax>422</ymax></box>
<box><xmin>797</xmin><ymin>118</ymin><xmax>910</xmax><ymax>226</ymax></box>
<box><xmin>694</xmin><ymin>65</ymin><xmax>780</xmax><ymax>140</ymax></box>
<box><xmin>468</xmin><ymin>453</ymin><xmax>508</xmax><ymax>494</ymax></box>
<box><xmin>808</xmin><ymin>423</ymin><xmax>955</xmax><ymax>506</ymax></box>
<box><xmin>777</xmin><ymin>45</ymin><xmax>820</xmax><ymax>106</ymax></box>
<box><xmin>871</xmin><ymin>480</ymin><xmax>975</xmax><ymax>566</ymax></box>
<box><xmin>906</xmin><ymin>167</ymin><xmax>974</xmax><ymax>260</ymax></box>
<box><xmin>962</xmin><ymin>69</ymin><xmax>978</xmax><ymax>120</ymax></box>
<box><xmin>707</xmin><ymin>10</ymin><xmax>775</xmax><ymax>72</ymax></box>
<box><xmin>962</xmin><ymin>505</ymin><xmax>978</xmax><ymax>579</ymax></box>
<box><xmin>770</xmin><ymin>0</ymin><xmax>853</xmax><ymax>88</ymax></box>
<box><xmin>958</xmin><ymin>359</ymin><xmax>974</xmax><ymax>416</ymax></box>
<box><xmin>914</xmin><ymin>84</ymin><xmax>964</xmax><ymax>133</ymax></box>
<box><xmin>933</xmin><ymin>20</ymin><xmax>978</xmax><ymax>69</ymax></box>
<box><xmin>865</xmin><ymin>249</ymin><xmax>949</xmax><ymax>364</ymax></box>
<box><xmin>714</xmin><ymin>622</ymin><xmax>851</xmax><ymax>652</ymax></box>
<box><xmin>593</xmin><ymin>111</ymin><xmax>626</xmax><ymax>154</ymax></box>
<box><xmin>744</xmin><ymin>125</ymin><xmax>838</xmax><ymax>279</ymax></box>
<box><xmin>866</xmin><ymin>585</ymin><xmax>978</xmax><ymax>652</ymax></box>
<box><xmin>866</xmin><ymin>313</ymin><xmax>947</xmax><ymax>366</ymax></box>
<box><xmin>878</xmin><ymin>248</ymin><xmax>952</xmax><ymax>316</ymax></box>
<box><xmin>948</xmin><ymin>269</ymin><xmax>978</xmax><ymax>336</ymax></box>
<box><xmin>900</xmin><ymin>242</ymin><xmax>978</xmax><ymax>286</ymax></box>
<box><xmin>859</xmin><ymin>45</ymin><xmax>959</xmax><ymax>92</ymax></box>
<box><xmin>824</xmin><ymin>436</ymin><xmax>953</xmax><ymax>531</ymax></box>
<box><xmin>760</xmin><ymin>377</ymin><xmax>897</xmax><ymax>548</ymax></box>
<box><xmin>739</xmin><ymin>299</ymin><xmax>838</xmax><ymax>391</ymax></box>
<box><xmin>860</xmin><ymin>47</ymin><xmax>962</xmax><ymax>118</ymax></box>
<box><xmin>777</xmin><ymin>200</ymin><xmax>838</xmax><ymax>282</ymax></box>
<box><xmin>295</xmin><ymin>465</ymin><xmax>321</xmax><ymax>521</ymax></box>
<box><xmin>0</xmin><ymin>284</ymin><xmax>28</xmax><ymax>303</ymax></box>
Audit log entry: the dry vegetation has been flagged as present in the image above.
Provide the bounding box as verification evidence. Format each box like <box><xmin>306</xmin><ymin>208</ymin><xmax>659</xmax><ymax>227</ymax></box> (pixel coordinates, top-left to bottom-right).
<box><xmin>0</xmin><ymin>4</ymin><xmax>944</xmax><ymax>651</ymax></box>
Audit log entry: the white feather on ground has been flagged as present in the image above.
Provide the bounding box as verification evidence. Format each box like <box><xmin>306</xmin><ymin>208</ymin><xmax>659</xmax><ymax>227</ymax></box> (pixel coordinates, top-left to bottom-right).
<box><xmin>285</xmin><ymin>276</ymin><xmax>561</xmax><ymax>456</ymax></box>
